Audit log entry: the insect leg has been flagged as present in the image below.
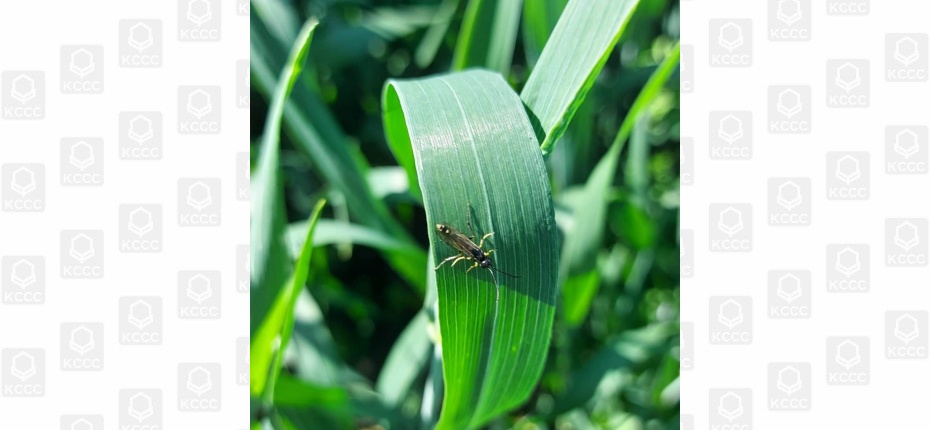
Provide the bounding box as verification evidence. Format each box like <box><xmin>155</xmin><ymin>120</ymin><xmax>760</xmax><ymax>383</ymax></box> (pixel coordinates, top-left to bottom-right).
<box><xmin>465</xmin><ymin>262</ymin><xmax>480</xmax><ymax>273</ymax></box>
<box><xmin>434</xmin><ymin>254</ymin><xmax>462</xmax><ymax>270</ymax></box>
<box><xmin>449</xmin><ymin>255</ymin><xmax>468</xmax><ymax>267</ymax></box>
<box><xmin>477</xmin><ymin>232</ymin><xmax>494</xmax><ymax>249</ymax></box>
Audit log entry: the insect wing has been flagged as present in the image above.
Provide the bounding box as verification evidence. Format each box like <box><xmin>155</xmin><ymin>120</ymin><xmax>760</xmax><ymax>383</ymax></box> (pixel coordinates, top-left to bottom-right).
<box><xmin>438</xmin><ymin>224</ymin><xmax>478</xmax><ymax>255</ymax></box>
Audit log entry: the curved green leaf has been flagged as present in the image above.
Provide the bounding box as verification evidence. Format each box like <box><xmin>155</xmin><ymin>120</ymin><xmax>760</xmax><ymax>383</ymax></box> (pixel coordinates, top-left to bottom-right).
<box><xmin>383</xmin><ymin>70</ymin><xmax>558</xmax><ymax>429</ymax></box>
<box><xmin>250</xmin><ymin>18</ymin><xmax>318</xmax><ymax>335</ymax></box>
<box><xmin>520</xmin><ymin>0</ymin><xmax>641</xmax><ymax>156</ymax></box>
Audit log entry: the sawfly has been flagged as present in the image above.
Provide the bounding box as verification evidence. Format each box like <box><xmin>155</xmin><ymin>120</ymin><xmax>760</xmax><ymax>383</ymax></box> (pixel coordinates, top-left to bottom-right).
<box><xmin>434</xmin><ymin>207</ymin><xmax>519</xmax><ymax>302</ymax></box>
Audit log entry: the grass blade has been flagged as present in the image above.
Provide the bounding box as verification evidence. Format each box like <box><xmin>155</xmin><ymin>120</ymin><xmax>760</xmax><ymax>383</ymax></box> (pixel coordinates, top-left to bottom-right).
<box><xmin>452</xmin><ymin>0</ymin><xmax>523</xmax><ymax>74</ymax></box>
<box><xmin>250</xmin><ymin>18</ymin><xmax>318</xmax><ymax>335</ymax></box>
<box><xmin>251</xmin><ymin>11</ymin><xmax>428</xmax><ymax>291</ymax></box>
<box><xmin>383</xmin><ymin>70</ymin><xmax>558</xmax><ymax>429</ymax></box>
<box><xmin>251</xmin><ymin>199</ymin><xmax>325</xmax><ymax>400</ymax></box>
<box><xmin>560</xmin><ymin>43</ymin><xmax>680</xmax><ymax>326</ymax></box>
<box><xmin>520</xmin><ymin>0</ymin><xmax>641</xmax><ymax>156</ymax></box>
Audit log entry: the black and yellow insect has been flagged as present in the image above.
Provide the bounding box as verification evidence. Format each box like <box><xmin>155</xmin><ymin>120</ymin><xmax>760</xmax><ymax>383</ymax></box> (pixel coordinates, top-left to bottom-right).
<box><xmin>434</xmin><ymin>210</ymin><xmax>518</xmax><ymax>301</ymax></box>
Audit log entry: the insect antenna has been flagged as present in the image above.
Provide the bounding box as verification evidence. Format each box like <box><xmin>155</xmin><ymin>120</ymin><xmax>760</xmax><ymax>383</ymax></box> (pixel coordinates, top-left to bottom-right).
<box><xmin>490</xmin><ymin>266</ymin><xmax>520</xmax><ymax>279</ymax></box>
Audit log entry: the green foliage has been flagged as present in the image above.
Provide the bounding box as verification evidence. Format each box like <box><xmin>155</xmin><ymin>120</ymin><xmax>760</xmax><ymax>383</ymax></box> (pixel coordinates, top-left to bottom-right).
<box><xmin>250</xmin><ymin>0</ymin><xmax>680</xmax><ymax>428</ymax></box>
<box><xmin>384</xmin><ymin>70</ymin><xmax>559</xmax><ymax>429</ymax></box>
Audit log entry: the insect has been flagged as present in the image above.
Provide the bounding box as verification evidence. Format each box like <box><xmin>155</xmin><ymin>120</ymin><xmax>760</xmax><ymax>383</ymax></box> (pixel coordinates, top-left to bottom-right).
<box><xmin>434</xmin><ymin>208</ymin><xmax>519</xmax><ymax>301</ymax></box>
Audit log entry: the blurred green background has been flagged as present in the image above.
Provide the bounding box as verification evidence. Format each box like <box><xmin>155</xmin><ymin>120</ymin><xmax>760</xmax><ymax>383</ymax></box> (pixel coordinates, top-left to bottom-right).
<box><xmin>251</xmin><ymin>0</ymin><xmax>680</xmax><ymax>428</ymax></box>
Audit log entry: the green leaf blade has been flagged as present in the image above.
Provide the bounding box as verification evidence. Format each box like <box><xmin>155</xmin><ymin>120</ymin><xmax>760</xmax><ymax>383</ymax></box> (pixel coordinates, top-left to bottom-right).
<box><xmin>250</xmin><ymin>18</ymin><xmax>319</xmax><ymax>336</ymax></box>
<box><xmin>520</xmin><ymin>0</ymin><xmax>641</xmax><ymax>156</ymax></box>
<box><xmin>382</xmin><ymin>70</ymin><xmax>558</xmax><ymax>430</ymax></box>
<box><xmin>452</xmin><ymin>0</ymin><xmax>524</xmax><ymax>74</ymax></box>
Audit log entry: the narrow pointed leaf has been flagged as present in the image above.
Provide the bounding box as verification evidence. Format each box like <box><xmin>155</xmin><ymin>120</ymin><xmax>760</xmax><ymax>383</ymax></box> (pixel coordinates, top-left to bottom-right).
<box><xmin>520</xmin><ymin>0</ymin><xmax>641</xmax><ymax>156</ymax></box>
<box><xmin>250</xmin><ymin>18</ymin><xmax>318</xmax><ymax>335</ymax></box>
